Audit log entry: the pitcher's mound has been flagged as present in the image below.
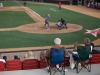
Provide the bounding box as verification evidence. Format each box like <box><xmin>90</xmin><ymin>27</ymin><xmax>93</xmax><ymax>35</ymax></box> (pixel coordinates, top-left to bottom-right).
<box><xmin>17</xmin><ymin>22</ymin><xmax>83</xmax><ymax>34</ymax></box>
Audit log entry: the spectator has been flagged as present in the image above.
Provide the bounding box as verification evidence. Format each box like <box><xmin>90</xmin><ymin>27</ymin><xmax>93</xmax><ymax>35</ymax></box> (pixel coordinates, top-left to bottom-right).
<box><xmin>28</xmin><ymin>51</ymin><xmax>34</xmax><ymax>59</ymax></box>
<box><xmin>24</xmin><ymin>53</ymin><xmax>28</xmax><ymax>59</ymax></box>
<box><xmin>68</xmin><ymin>43</ymin><xmax>79</xmax><ymax>69</ymax></box>
<box><xmin>44</xmin><ymin>38</ymin><xmax>67</xmax><ymax>72</ymax></box>
<box><xmin>81</xmin><ymin>38</ymin><xmax>91</xmax><ymax>67</ymax></box>
<box><xmin>40</xmin><ymin>51</ymin><xmax>45</xmax><ymax>60</ymax></box>
<box><xmin>83</xmin><ymin>38</ymin><xmax>90</xmax><ymax>46</ymax></box>
<box><xmin>14</xmin><ymin>55</ymin><xmax>20</xmax><ymax>60</ymax></box>
<box><xmin>90</xmin><ymin>42</ymin><xmax>100</xmax><ymax>54</ymax></box>
<box><xmin>95</xmin><ymin>2</ymin><xmax>98</xmax><ymax>8</ymax></box>
<box><xmin>3</xmin><ymin>56</ymin><xmax>7</xmax><ymax>61</ymax></box>
<box><xmin>24</xmin><ymin>51</ymin><xmax>37</xmax><ymax>59</ymax></box>
<box><xmin>68</xmin><ymin>38</ymin><xmax>91</xmax><ymax>69</ymax></box>
<box><xmin>0</xmin><ymin>54</ymin><xmax>6</xmax><ymax>63</ymax></box>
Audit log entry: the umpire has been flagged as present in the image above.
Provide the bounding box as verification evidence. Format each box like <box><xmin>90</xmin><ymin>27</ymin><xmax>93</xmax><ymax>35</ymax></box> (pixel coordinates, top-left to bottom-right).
<box><xmin>59</xmin><ymin>18</ymin><xmax>67</xmax><ymax>30</ymax></box>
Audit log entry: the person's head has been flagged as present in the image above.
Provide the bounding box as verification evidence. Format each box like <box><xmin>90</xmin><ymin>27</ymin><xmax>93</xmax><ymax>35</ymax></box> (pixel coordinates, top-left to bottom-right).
<box><xmin>3</xmin><ymin>56</ymin><xmax>7</xmax><ymax>61</ymax></box>
<box><xmin>84</xmin><ymin>38</ymin><xmax>90</xmax><ymax>46</ymax></box>
<box><xmin>90</xmin><ymin>42</ymin><xmax>94</xmax><ymax>48</ymax></box>
<box><xmin>54</xmin><ymin>38</ymin><xmax>61</xmax><ymax>45</ymax></box>
<box><xmin>24</xmin><ymin>54</ymin><xmax>28</xmax><ymax>59</ymax></box>
<box><xmin>28</xmin><ymin>51</ymin><xmax>33</xmax><ymax>57</ymax></box>
<box><xmin>14</xmin><ymin>55</ymin><xmax>19</xmax><ymax>60</ymax></box>
<box><xmin>41</xmin><ymin>51</ymin><xmax>44</xmax><ymax>55</ymax></box>
<box><xmin>46</xmin><ymin>14</ymin><xmax>50</xmax><ymax>17</ymax></box>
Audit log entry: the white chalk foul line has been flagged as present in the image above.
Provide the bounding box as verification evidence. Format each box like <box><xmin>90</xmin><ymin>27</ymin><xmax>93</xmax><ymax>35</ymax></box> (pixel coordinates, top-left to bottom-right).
<box><xmin>28</xmin><ymin>10</ymin><xmax>43</xmax><ymax>23</ymax></box>
<box><xmin>15</xmin><ymin>1</ymin><xmax>43</xmax><ymax>23</ymax></box>
<box><xmin>33</xmin><ymin>11</ymin><xmax>40</xmax><ymax>16</ymax></box>
<box><xmin>50</xmin><ymin>8</ymin><xmax>56</xmax><ymax>11</ymax></box>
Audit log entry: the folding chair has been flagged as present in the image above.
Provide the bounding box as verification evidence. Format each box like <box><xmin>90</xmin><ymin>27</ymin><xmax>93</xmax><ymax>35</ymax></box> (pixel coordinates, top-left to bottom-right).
<box><xmin>73</xmin><ymin>46</ymin><xmax>91</xmax><ymax>73</ymax></box>
<box><xmin>49</xmin><ymin>47</ymin><xmax>65</xmax><ymax>75</ymax></box>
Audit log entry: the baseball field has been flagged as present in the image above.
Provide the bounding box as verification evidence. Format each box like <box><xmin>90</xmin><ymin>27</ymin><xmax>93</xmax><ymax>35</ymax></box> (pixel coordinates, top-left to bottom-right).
<box><xmin>0</xmin><ymin>1</ymin><xmax>100</xmax><ymax>50</ymax></box>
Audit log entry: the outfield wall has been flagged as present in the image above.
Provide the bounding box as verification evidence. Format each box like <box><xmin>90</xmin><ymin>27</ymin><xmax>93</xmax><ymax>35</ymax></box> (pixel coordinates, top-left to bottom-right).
<box><xmin>0</xmin><ymin>0</ymin><xmax>86</xmax><ymax>5</ymax></box>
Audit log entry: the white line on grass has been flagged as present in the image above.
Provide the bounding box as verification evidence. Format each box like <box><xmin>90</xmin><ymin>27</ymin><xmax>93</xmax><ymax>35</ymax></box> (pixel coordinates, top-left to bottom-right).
<box><xmin>33</xmin><ymin>11</ymin><xmax>40</xmax><ymax>16</ymax></box>
<box><xmin>50</xmin><ymin>8</ymin><xmax>56</xmax><ymax>11</ymax></box>
<box><xmin>15</xmin><ymin>1</ymin><xmax>23</xmax><ymax>7</ymax></box>
<box><xmin>15</xmin><ymin>1</ymin><xmax>43</xmax><ymax>23</ymax></box>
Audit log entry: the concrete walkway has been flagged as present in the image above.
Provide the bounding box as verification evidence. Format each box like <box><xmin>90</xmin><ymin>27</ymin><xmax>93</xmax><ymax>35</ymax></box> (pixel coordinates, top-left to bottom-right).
<box><xmin>0</xmin><ymin>64</ymin><xmax>100</xmax><ymax>75</ymax></box>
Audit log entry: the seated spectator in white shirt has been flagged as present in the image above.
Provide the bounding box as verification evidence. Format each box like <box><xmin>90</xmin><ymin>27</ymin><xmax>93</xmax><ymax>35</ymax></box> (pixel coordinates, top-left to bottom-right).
<box><xmin>3</xmin><ymin>56</ymin><xmax>7</xmax><ymax>61</ymax></box>
<box><xmin>0</xmin><ymin>54</ymin><xmax>6</xmax><ymax>63</ymax></box>
<box><xmin>68</xmin><ymin>43</ymin><xmax>78</xmax><ymax>69</ymax></box>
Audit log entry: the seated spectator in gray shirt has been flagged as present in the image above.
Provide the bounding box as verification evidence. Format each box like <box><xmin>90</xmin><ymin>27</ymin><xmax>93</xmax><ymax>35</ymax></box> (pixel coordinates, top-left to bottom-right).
<box><xmin>90</xmin><ymin>43</ymin><xmax>100</xmax><ymax>54</ymax></box>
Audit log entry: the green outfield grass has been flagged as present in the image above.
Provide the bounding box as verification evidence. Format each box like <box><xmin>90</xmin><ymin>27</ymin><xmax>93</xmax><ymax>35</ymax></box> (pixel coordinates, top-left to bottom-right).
<box><xmin>1</xmin><ymin>1</ymin><xmax>20</xmax><ymax>6</ymax></box>
<box><xmin>0</xmin><ymin>11</ymin><xmax>35</xmax><ymax>28</ymax></box>
<box><xmin>0</xmin><ymin>1</ymin><xmax>100</xmax><ymax>49</ymax></box>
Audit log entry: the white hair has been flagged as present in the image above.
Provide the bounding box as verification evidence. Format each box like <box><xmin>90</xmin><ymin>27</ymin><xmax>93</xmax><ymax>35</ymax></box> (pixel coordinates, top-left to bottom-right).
<box><xmin>54</xmin><ymin>38</ymin><xmax>61</xmax><ymax>45</ymax></box>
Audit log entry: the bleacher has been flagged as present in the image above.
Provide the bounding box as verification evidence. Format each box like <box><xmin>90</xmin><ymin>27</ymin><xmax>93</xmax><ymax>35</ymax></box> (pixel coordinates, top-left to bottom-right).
<box><xmin>0</xmin><ymin>46</ymin><xmax>100</xmax><ymax>75</ymax></box>
<box><xmin>0</xmin><ymin>45</ymin><xmax>100</xmax><ymax>71</ymax></box>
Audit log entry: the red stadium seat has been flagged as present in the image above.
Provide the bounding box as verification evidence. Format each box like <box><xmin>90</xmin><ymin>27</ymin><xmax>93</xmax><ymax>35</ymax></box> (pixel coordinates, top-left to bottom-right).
<box><xmin>0</xmin><ymin>61</ymin><xmax>5</xmax><ymax>71</ymax></box>
<box><xmin>64</xmin><ymin>57</ymin><xmax>70</xmax><ymax>66</ymax></box>
<box><xmin>39</xmin><ymin>58</ymin><xmax>47</xmax><ymax>68</ymax></box>
<box><xmin>6</xmin><ymin>60</ymin><xmax>22</xmax><ymax>71</ymax></box>
<box><xmin>23</xmin><ymin>59</ymin><xmax>39</xmax><ymax>70</ymax></box>
<box><xmin>91</xmin><ymin>54</ymin><xmax>100</xmax><ymax>64</ymax></box>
